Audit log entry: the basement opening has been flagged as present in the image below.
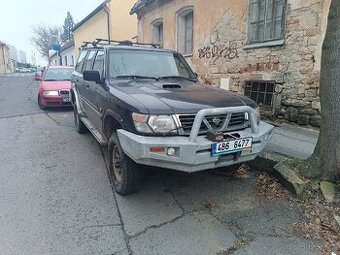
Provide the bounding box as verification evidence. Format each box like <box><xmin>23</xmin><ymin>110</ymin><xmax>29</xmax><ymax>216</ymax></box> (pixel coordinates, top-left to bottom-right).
<box><xmin>244</xmin><ymin>81</ymin><xmax>275</xmax><ymax>110</ymax></box>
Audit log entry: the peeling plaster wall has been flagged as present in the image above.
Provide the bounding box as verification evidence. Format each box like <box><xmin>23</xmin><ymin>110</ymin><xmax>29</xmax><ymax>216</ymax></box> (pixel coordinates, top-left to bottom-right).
<box><xmin>137</xmin><ymin>0</ymin><xmax>330</xmax><ymax>126</ymax></box>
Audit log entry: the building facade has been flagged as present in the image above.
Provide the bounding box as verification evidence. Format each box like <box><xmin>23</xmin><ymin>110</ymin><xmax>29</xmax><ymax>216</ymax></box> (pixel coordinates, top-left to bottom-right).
<box><xmin>0</xmin><ymin>41</ymin><xmax>13</xmax><ymax>74</ymax></box>
<box><xmin>49</xmin><ymin>40</ymin><xmax>75</xmax><ymax>66</ymax></box>
<box><xmin>131</xmin><ymin>0</ymin><xmax>331</xmax><ymax>127</ymax></box>
<box><xmin>72</xmin><ymin>0</ymin><xmax>138</xmax><ymax>59</ymax></box>
<box><xmin>60</xmin><ymin>40</ymin><xmax>76</xmax><ymax>66</ymax></box>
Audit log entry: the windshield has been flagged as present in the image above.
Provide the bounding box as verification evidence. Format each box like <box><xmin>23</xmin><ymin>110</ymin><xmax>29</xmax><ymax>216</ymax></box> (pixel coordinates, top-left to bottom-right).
<box><xmin>108</xmin><ymin>50</ymin><xmax>196</xmax><ymax>80</ymax></box>
<box><xmin>44</xmin><ymin>68</ymin><xmax>74</xmax><ymax>81</ymax></box>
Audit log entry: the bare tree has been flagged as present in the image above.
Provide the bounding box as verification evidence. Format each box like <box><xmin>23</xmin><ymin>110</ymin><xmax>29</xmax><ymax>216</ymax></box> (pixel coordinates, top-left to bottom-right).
<box><xmin>300</xmin><ymin>0</ymin><xmax>340</xmax><ymax>181</ymax></box>
<box><xmin>30</xmin><ymin>25</ymin><xmax>61</xmax><ymax>59</ymax></box>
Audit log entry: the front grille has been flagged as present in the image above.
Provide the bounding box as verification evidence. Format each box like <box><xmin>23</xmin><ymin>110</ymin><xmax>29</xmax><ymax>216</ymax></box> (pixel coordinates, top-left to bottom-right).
<box><xmin>178</xmin><ymin>112</ymin><xmax>248</xmax><ymax>135</ymax></box>
<box><xmin>59</xmin><ymin>90</ymin><xmax>70</xmax><ymax>95</ymax></box>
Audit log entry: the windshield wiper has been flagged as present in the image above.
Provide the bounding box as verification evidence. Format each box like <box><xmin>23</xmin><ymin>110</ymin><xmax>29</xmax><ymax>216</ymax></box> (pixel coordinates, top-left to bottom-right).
<box><xmin>44</xmin><ymin>79</ymin><xmax>58</xmax><ymax>81</ymax></box>
<box><xmin>116</xmin><ymin>75</ymin><xmax>159</xmax><ymax>80</ymax></box>
<box><xmin>158</xmin><ymin>76</ymin><xmax>196</xmax><ymax>82</ymax></box>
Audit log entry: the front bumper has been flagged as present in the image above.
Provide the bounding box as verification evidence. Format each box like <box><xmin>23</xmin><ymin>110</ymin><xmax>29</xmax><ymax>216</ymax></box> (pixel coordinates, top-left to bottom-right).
<box><xmin>41</xmin><ymin>96</ymin><xmax>71</xmax><ymax>107</ymax></box>
<box><xmin>118</xmin><ymin>121</ymin><xmax>273</xmax><ymax>173</ymax></box>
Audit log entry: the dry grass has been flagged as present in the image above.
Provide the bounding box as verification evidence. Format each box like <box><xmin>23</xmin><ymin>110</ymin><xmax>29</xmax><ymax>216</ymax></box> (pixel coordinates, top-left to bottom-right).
<box><xmin>293</xmin><ymin>195</ymin><xmax>340</xmax><ymax>254</ymax></box>
<box><xmin>232</xmin><ymin>164</ymin><xmax>250</xmax><ymax>179</ymax></box>
<box><xmin>201</xmin><ymin>197</ymin><xmax>220</xmax><ymax>211</ymax></box>
<box><xmin>256</xmin><ymin>172</ymin><xmax>289</xmax><ymax>199</ymax></box>
<box><xmin>255</xmin><ymin>172</ymin><xmax>340</xmax><ymax>253</ymax></box>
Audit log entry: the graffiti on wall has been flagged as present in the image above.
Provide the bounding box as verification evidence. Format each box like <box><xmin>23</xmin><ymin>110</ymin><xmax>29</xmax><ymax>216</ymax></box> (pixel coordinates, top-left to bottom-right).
<box><xmin>198</xmin><ymin>31</ymin><xmax>239</xmax><ymax>64</ymax></box>
<box><xmin>198</xmin><ymin>42</ymin><xmax>239</xmax><ymax>60</ymax></box>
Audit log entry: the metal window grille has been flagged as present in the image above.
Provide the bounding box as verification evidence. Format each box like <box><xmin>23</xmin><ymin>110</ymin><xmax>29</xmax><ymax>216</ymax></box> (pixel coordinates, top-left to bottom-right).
<box><xmin>244</xmin><ymin>81</ymin><xmax>275</xmax><ymax>109</ymax></box>
<box><xmin>248</xmin><ymin>0</ymin><xmax>286</xmax><ymax>44</ymax></box>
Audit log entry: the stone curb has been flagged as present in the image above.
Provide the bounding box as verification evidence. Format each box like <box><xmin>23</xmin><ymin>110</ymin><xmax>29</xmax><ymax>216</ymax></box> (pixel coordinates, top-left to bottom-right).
<box><xmin>320</xmin><ymin>181</ymin><xmax>336</xmax><ymax>203</ymax></box>
<box><xmin>249</xmin><ymin>149</ymin><xmax>307</xmax><ymax>196</ymax></box>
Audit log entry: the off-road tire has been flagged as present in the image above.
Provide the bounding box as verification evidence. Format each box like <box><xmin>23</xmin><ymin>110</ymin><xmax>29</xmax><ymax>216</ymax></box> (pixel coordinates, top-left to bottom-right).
<box><xmin>108</xmin><ymin>132</ymin><xmax>144</xmax><ymax>195</ymax></box>
<box><xmin>73</xmin><ymin>105</ymin><xmax>88</xmax><ymax>133</ymax></box>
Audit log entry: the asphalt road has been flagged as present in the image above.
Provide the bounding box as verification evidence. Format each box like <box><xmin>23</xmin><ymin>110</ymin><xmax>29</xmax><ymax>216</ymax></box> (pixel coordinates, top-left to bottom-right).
<box><xmin>0</xmin><ymin>74</ymin><xmax>321</xmax><ymax>255</ymax></box>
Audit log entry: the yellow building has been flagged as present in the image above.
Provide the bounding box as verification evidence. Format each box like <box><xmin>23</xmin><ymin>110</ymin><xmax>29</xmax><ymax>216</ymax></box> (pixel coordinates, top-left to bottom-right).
<box><xmin>72</xmin><ymin>0</ymin><xmax>138</xmax><ymax>58</ymax></box>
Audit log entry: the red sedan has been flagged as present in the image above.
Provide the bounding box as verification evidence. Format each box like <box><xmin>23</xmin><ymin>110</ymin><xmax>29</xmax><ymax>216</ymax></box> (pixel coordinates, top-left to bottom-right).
<box><xmin>37</xmin><ymin>66</ymin><xmax>74</xmax><ymax>109</ymax></box>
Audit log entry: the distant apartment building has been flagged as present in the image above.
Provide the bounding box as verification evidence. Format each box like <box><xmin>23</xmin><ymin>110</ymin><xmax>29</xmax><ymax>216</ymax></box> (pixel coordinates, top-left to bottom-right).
<box><xmin>131</xmin><ymin>0</ymin><xmax>331</xmax><ymax>127</ymax></box>
<box><xmin>8</xmin><ymin>44</ymin><xmax>18</xmax><ymax>62</ymax></box>
<box><xmin>72</xmin><ymin>0</ymin><xmax>138</xmax><ymax>58</ymax></box>
<box><xmin>18</xmin><ymin>50</ymin><xmax>27</xmax><ymax>63</ymax></box>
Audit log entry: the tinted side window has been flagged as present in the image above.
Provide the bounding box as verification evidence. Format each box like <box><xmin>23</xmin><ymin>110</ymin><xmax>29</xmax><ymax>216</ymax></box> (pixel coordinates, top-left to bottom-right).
<box><xmin>75</xmin><ymin>50</ymin><xmax>88</xmax><ymax>73</ymax></box>
<box><xmin>92</xmin><ymin>51</ymin><xmax>105</xmax><ymax>79</ymax></box>
<box><xmin>83</xmin><ymin>50</ymin><xmax>97</xmax><ymax>71</ymax></box>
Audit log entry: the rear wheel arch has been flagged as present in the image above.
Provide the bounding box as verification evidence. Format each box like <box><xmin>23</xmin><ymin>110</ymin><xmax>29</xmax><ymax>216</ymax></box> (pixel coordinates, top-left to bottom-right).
<box><xmin>70</xmin><ymin>89</ymin><xmax>76</xmax><ymax>105</ymax></box>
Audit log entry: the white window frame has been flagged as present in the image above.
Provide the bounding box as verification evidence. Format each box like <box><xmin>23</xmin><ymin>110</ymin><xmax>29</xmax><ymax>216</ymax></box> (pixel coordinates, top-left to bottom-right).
<box><xmin>176</xmin><ymin>7</ymin><xmax>194</xmax><ymax>56</ymax></box>
<box><xmin>247</xmin><ymin>0</ymin><xmax>286</xmax><ymax>45</ymax></box>
<box><xmin>152</xmin><ymin>19</ymin><xmax>164</xmax><ymax>47</ymax></box>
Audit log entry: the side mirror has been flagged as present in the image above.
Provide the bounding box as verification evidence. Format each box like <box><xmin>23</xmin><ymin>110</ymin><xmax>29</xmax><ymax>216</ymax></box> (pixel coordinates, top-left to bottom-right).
<box><xmin>35</xmin><ymin>76</ymin><xmax>42</xmax><ymax>81</ymax></box>
<box><xmin>83</xmin><ymin>70</ymin><xmax>100</xmax><ymax>83</ymax></box>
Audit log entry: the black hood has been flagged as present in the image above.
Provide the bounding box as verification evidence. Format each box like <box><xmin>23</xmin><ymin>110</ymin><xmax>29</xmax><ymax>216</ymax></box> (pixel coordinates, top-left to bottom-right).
<box><xmin>112</xmin><ymin>79</ymin><xmax>257</xmax><ymax>114</ymax></box>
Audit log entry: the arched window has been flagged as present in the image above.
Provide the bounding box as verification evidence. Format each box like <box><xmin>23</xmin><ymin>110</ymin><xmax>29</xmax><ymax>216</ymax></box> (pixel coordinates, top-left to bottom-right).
<box><xmin>152</xmin><ymin>19</ymin><xmax>163</xmax><ymax>47</ymax></box>
<box><xmin>177</xmin><ymin>8</ymin><xmax>193</xmax><ymax>55</ymax></box>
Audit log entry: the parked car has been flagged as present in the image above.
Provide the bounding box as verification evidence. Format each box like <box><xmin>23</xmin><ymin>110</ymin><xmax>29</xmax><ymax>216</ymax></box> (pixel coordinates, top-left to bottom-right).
<box><xmin>70</xmin><ymin>40</ymin><xmax>274</xmax><ymax>195</ymax></box>
<box><xmin>16</xmin><ymin>67</ymin><xmax>30</xmax><ymax>73</ymax></box>
<box><xmin>37</xmin><ymin>66</ymin><xmax>74</xmax><ymax>109</ymax></box>
<box><xmin>34</xmin><ymin>68</ymin><xmax>44</xmax><ymax>80</ymax></box>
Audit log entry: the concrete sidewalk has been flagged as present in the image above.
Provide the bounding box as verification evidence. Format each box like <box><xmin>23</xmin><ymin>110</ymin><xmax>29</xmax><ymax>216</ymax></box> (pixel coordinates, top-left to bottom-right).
<box><xmin>265</xmin><ymin>123</ymin><xmax>319</xmax><ymax>159</ymax></box>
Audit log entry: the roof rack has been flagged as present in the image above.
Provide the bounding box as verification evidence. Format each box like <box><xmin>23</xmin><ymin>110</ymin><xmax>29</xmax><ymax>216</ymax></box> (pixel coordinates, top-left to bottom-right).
<box><xmin>81</xmin><ymin>41</ymin><xmax>93</xmax><ymax>48</ymax></box>
<box><xmin>90</xmin><ymin>38</ymin><xmax>161</xmax><ymax>48</ymax></box>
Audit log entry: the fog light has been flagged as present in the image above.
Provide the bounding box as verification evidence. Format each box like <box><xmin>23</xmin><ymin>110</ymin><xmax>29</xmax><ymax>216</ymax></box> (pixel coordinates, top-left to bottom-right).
<box><xmin>167</xmin><ymin>147</ymin><xmax>176</xmax><ymax>156</ymax></box>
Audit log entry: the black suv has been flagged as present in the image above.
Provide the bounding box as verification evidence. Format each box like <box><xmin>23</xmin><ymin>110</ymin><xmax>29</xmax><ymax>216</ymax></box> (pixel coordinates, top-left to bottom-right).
<box><xmin>71</xmin><ymin>39</ymin><xmax>273</xmax><ymax>195</ymax></box>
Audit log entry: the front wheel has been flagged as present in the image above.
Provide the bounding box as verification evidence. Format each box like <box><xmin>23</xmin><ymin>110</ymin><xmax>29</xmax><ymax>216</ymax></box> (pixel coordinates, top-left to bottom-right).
<box><xmin>73</xmin><ymin>105</ymin><xmax>88</xmax><ymax>133</ymax></box>
<box><xmin>38</xmin><ymin>95</ymin><xmax>45</xmax><ymax>110</ymax></box>
<box><xmin>108</xmin><ymin>133</ymin><xmax>144</xmax><ymax>195</ymax></box>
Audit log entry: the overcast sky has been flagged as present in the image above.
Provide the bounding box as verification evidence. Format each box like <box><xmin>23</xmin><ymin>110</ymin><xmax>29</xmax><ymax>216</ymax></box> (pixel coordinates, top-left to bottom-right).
<box><xmin>0</xmin><ymin>0</ymin><xmax>104</xmax><ymax>65</ymax></box>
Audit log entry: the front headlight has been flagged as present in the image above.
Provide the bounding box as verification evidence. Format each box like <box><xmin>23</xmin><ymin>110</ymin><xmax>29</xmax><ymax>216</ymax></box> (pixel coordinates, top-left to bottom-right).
<box><xmin>148</xmin><ymin>115</ymin><xmax>177</xmax><ymax>133</ymax></box>
<box><xmin>43</xmin><ymin>90</ymin><xmax>59</xmax><ymax>96</ymax></box>
<box><xmin>132</xmin><ymin>113</ymin><xmax>177</xmax><ymax>134</ymax></box>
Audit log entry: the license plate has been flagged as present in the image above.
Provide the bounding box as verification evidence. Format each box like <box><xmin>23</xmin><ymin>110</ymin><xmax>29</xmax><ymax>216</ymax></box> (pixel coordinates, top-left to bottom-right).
<box><xmin>212</xmin><ymin>138</ymin><xmax>253</xmax><ymax>156</ymax></box>
<box><xmin>62</xmin><ymin>97</ymin><xmax>70</xmax><ymax>103</ymax></box>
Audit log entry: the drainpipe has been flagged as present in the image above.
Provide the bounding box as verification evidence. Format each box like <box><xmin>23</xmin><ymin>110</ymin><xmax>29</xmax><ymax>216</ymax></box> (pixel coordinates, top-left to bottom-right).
<box><xmin>103</xmin><ymin>4</ymin><xmax>111</xmax><ymax>41</ymax></box>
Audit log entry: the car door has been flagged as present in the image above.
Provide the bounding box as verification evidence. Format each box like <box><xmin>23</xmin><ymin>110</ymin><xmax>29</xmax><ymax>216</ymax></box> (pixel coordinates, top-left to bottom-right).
<box><xmin>86</xmin><ymin>50</ymin><xmax>105</xmax><ymax>129</ymax></box>
<box><xmin>73</xmin><ymin>50</ymin><xmax>88</xmax><ymax>111</ymax></box>
<box><xmin>79</xmin><ymin>50</ymin><xmax>98</xmax><ymax>122</ymax></box>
